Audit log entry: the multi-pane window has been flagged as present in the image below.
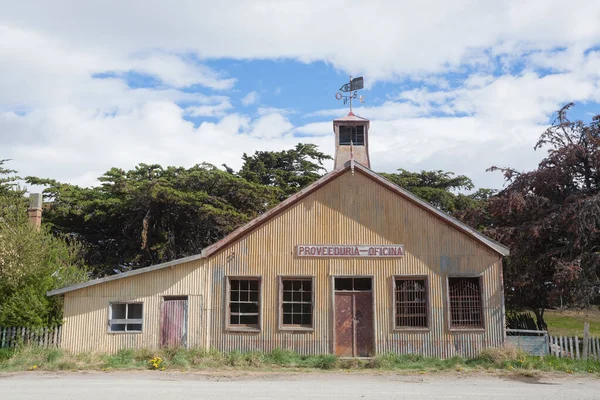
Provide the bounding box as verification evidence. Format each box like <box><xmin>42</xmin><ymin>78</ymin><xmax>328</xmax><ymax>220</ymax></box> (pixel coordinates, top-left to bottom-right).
<box><xmin>394</xmin><ymin>278</ymin><xmax>428</xmax><ymax>328</ymax></box>
<box><xmin>339</xmin><ymin>125</ymin><xmax>365</xmax><ymax>145</ymax></box>
<box><xmin>281</xmin><ymin>278</ymin><xmax>313</xmax><ymax>328</ymax></box>
<box><xmin>109</xmin><ymin>303</ymin><xmax>143</xmax><ymax>332</ymax></box>
<box><xmin>228</xmin><ymin>278</ymin><xmax>260</xmax><ymax>329</ymax></box>
<box><xmin>448</xmin><ymin>277</ymin><xmax>484</xmax><ymax>329</ymax></box>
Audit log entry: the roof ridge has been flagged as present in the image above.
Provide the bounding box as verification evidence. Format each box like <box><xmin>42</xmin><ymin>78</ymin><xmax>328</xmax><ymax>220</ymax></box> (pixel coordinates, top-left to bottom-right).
<box><xmin>48</xmin><ymin>162</ymin><xmax>509</xmax><ymax>296</ymax></box>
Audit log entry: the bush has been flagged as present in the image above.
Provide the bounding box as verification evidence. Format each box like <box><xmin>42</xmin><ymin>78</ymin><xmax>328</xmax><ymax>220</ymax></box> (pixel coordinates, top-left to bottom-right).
<box><xmin>0</xmin><ymin>348</ymin><xmax>15</xmax><ymax>362</ymax></box>
<box><xmin>477</xmin><ymin>346</ymin><xmax>526</xmax><ymax>365</ymax></box>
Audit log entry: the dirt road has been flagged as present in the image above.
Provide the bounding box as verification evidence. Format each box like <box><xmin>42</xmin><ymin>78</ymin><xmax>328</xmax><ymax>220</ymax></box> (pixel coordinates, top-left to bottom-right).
<box><xmin>1</xmin><ymin>371</ymin><xmax>599</xmax><ymax>399</ymax></box>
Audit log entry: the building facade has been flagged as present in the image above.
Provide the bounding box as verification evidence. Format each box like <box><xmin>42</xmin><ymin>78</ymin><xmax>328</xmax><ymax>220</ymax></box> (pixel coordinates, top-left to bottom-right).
<box><xmin>49</xmin><ymin>113</ymin><xmax>509</xmax><ymax>358</ymax></box>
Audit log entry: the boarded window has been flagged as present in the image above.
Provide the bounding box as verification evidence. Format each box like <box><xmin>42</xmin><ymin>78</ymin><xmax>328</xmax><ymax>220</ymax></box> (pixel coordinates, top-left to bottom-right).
<box><xmin>448</xmin><ymin>277</ymin><xmax>484</xmax><ymax>329</ymax></box>
<box><xmin>281</xmin><ymin>278</ymin><xmax>313</xmax><ymax>328</ymax></box>
<box><xmin>109</xmin><ymin>302</ymin><xmax>143</xmax><ymax>332</ymax></box>
<box><xmin>228</xmin><ymin>278</ymin><xmax>260</xmax><ymax>329</ymax></box>
<box><xmin>339</xmin><ymin>125</ymin><xmax>365</xmax><ymax>145</ymax></box>
<box><xmin>395</xmin><ymin>278</ymin><xmax>428</xmax><ymax>328</ymax></box>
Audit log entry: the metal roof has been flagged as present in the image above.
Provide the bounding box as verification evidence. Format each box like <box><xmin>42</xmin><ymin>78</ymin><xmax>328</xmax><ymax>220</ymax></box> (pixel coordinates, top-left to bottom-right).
<box><xmin>48</xmin><ymin>161</ymin><xmax>509</xmax><ymax>296</ymax></box>
<box><xmin>333</xmin><ymin>112</ymin><xmax>369</xmax><ymax>122</ymax></box>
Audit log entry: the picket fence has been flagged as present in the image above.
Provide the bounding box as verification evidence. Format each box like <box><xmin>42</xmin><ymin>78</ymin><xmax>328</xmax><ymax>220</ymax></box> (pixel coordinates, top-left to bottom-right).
<box><xmin>508</xmin><ymin>322</ymin><xmax>600</xmax><ymax>361</ymax></box>
<box><xmin>548</xmin><ymin>334</ymin><xmax>600</xmax><ymax>361</ymax></box>
<box><xmin>0</xmin><ymin>326</ymin><xmax>62</xmax><ymax>348</ymax></box>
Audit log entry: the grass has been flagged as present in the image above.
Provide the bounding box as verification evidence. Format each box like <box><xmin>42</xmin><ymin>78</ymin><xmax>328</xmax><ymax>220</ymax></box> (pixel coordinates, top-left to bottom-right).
<box><xmin>543</xmin><ymin>308</ymin><xmax>600</xmax><ymax>336</ymax></box>
<box><xmin>0</xmin><ymin>346</ymin><xmax>599</xmax><ymax>375</ymax></box>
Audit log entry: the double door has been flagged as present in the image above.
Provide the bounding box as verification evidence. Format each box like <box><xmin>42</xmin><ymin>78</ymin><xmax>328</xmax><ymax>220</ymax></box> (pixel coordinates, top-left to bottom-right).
<box><xmin>334</xmin><ymin>278</ymin><xmax>374</xmax><ymax>357</ymax></box>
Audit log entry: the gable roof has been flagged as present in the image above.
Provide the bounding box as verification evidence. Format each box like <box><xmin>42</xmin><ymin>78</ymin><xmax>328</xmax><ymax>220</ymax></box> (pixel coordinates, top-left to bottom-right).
<box><xmin>48</xmin><ymin>161</ymin><xmax>509</xmax><ymax>296</ymax></box>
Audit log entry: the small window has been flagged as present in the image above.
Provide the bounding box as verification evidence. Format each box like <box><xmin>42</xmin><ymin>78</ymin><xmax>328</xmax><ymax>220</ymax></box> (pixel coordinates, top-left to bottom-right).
<box><xmin>280</xmin><ymin>278</ymin><xmax>313</xmax><ymax>329</ymax></box>
<box><xmin>339</xmin><ymin>125</ymin><xmax>365</xmax><ymax>145</ymax></box>
<box><xmin>395</xmin><ymin>278</ymin><xmax>428</xmax><ymax>328</ymax></box>
<box><xmin>228</xmin><ymin>278</ymin><xmax>261</xmax><ymax>330</ymax></box>
<box><xmin>109</xmin><ymin>303</ymin><xmax>143</xmax><ymax>332</ymax></box>
<box><xmin>448</xmin><ymin>277</ymin><xmax>484</xmax><ymax>329</ymax></box>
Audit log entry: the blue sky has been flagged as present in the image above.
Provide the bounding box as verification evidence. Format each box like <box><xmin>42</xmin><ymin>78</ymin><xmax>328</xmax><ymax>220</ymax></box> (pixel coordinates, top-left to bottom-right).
<box><xmin>2</xmin><ymin>0</ymin><xmax>600</xmax><ymax>191</ymax></box>
<box><xmin>100</xmin><ymin>57</ymin><xmax>600</xmax><ymax>127</ymax></box>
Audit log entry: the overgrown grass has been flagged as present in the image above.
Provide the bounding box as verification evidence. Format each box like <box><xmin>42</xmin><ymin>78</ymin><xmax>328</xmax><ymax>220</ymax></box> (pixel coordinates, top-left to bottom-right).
<box><xmin>0</xmin><ymin>346</ymin><xmax>599</xmax><ymax>375</ymax></box>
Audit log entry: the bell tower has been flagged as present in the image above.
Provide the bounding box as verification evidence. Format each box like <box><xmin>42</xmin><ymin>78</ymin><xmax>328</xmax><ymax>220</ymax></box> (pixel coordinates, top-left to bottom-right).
<box><xmin>333</xmin><ymin>112</ymin><xmax>370</xmax><ymax>169</ymax></box>
<box><xmin>333</xmin><ymin>76</ymin><xmax>370</xmax><ymax>169</ymax></box>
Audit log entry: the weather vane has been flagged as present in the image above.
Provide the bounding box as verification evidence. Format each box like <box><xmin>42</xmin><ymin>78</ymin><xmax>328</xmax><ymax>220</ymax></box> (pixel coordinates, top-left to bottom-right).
<box><xmin>335</xmin><ymin>76</ymin><xmax>364</xmax><ymax>112</ymax></box>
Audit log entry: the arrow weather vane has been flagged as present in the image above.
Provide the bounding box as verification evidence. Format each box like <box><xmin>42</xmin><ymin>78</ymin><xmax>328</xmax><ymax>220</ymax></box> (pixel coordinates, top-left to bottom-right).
<box><xmin>335</xmin><ymin>76</ymin><xmax>364</xmax><ymax>113</ymax></box>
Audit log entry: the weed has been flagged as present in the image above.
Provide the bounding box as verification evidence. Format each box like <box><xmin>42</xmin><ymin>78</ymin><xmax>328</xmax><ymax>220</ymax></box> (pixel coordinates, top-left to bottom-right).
<box><xmin>267</xmin><ymin>348</ymin><xmax>299</xmax><ymax>365</ymax></box>
<box><xmin>149</xmin><ymin>357</ymin><xmax>164</xmax><ymax>370</ymax></box>
<box><xmin>308</xmin><ymin>354</ymin><xmax>338</xmax><ymax>369</ymax></box>
<box><xmin>45</xmin><ymin>349</ymin><xmax>63</xmax><ymax>363</ymax></box>
<box><xmin>0</xmin><ymin>348</ymin><xmax>15</xmax><ymax>362</ymax></box>
<box><xmin>1</xmin><ymin>345</ymin><xmax>599</xmax><ymax>374</ymax></box>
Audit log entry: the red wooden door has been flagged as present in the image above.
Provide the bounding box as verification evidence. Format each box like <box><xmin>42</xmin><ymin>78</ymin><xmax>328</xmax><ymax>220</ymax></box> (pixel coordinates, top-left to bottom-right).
<box><xmin>160</xmin><ymin>299</ymin><xmax>187</xmax><ymax>347</ymax></box>
<box><xmin>335</xmin><ymin>291</ymin><xmax>374</xmax><ymax>357</ymax></box>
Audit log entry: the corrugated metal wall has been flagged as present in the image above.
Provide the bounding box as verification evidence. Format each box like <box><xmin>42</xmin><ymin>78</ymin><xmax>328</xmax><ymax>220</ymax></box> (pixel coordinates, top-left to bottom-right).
<box><xmin>62</xmin><ymin>260</ymin><xmax>207</xmax><ymax>353</ymax></box>
<box><xmin>206</xmin><ymin>171</ymin><xmax>504</xmax><ymax>358</ymax></box>
<box><xmin>62</xmin><ymin>170</ymin><xmax>504</xmax><ymax>357</ymax></box>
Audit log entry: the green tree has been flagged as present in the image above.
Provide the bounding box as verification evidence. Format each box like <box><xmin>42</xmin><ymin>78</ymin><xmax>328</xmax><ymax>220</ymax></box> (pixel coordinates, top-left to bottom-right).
<box><xmin>0</xmin><ymin>161</ymin><xmax>88</xmax><ymax>327</ymax></box>
<box><xmin>28</xmin><ymin>163</ymin><xmax>279</xmax><ymax>277</ymax></box>
<box><xmin>236</xmin><ymin>143</ymin><xmax>332</xmax><ymax>200</ymax></box>
<box><xmin>380</xmin><ymin>169</ymin><xmax>493</xmax><ymax>213</ymax></box>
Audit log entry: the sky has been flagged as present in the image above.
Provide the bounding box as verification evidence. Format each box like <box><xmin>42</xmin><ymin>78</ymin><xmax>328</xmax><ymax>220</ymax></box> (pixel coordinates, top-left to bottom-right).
<box><xmin>2</xmin><ymin>1</ymin><xmax>600</xmax><ymax>191</ymax></box>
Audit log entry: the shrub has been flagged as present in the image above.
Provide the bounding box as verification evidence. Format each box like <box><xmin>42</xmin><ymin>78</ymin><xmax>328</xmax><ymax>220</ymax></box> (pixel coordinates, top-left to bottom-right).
<box><xmin>477</xmin><ymin>346</ymin><xmax>526</xmax><ymax>365</ymax></box>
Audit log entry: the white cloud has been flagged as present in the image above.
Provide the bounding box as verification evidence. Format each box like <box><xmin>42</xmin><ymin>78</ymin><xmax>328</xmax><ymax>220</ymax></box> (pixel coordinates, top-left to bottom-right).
<box><xmin>185</xmin><ymin>100</ymin><xmax>233</xmax><ymax>117</ymax></box>
<box><xmin>2</xmin><ymin>1</ymin><xmax>600</xmax><ymax>192</ymax></box>
<box><xmin>2</xmin><ymin>1</ymin><xmax>600</xmax><ymax>81</ymax></box>
<box><xmin>249</xmin><ymin>112</ymin><xmax>294</xmax><ymax>139</ymax></box>
<box><xmin>241</xmin><ymin>91</ymin><xmax>259</xmax><ymax>106</ymax></box>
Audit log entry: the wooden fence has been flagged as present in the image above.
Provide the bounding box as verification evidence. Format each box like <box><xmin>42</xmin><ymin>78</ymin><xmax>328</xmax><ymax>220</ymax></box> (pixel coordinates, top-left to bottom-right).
<box><xmin>508</xmin><ymin>322</ymin><xmax>600</xmax><ymax>361</ymax></box>
<box><xmin>0</xmin><ymin>326</ymin><xmax>62</xmax><ymax>348</ymax></box>
<box><xmin>548</xmin><ymin>334</ymin><xmax>600</xmax><ymax>360</ymax></box>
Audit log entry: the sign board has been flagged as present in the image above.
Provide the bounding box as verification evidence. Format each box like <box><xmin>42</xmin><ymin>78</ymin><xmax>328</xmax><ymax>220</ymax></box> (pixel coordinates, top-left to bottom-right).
<box><xmin>296</xmin><ymin>244</ymin><xmax>404</xmax><ymax>258</ymax></box>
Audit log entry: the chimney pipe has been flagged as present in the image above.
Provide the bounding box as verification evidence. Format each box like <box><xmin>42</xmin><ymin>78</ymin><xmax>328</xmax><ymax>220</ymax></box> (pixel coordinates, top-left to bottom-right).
<box><xmin>28</xmin><ymin>193</ymin><xmax>42</xmax><ymax>230</ymax></box>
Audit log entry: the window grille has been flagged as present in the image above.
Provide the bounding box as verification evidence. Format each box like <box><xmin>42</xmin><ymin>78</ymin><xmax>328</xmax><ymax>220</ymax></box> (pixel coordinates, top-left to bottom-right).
<box><xmin>448</xmin><ymin>277</ymin><xmax>483</xmax><ymax>329</ymax></box>
<box><xmin>281</xmin><ymin>278</ymin><xmax>313</xmax><ymax>328</ymax></box>
<box><xmin>109</xmin><ymin>303</ymin><xmax>143</xmax><ymax>332</ymax></box>
<box><xmin>395</xmin><ymin>278</ymin><xmax>428</xmax><ymax>328</ymax></box>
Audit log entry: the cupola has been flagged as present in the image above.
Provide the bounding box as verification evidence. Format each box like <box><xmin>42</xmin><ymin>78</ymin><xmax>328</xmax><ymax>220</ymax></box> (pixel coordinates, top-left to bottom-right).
<box><xmin>333</xmin><ymin>112</ymin><xmax>370</xmax><ymax>169</ymax></box>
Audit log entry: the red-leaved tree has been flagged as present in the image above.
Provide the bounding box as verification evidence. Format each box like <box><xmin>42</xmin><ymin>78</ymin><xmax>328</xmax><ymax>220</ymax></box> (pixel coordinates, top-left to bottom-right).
<box><xmin>461</xmin><ymin>103</ymin><xmax>600</xmax><ymax>330</ymax></box>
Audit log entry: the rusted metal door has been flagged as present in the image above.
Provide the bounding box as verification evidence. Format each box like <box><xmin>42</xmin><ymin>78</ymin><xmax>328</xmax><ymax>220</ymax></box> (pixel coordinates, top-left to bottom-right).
<box><xmin>334</xmin><ymin>281</ymin><xmax>374</xmax><ymax>357</ymax></box>
<box><xmin>160</xmin><ymin>298</ymin><xmax>187</xmax><ymax>347</ymax></box>
<box><xmin>354</xmin><ymin>291</ymin><xmax>374</xmax><ymax>357</ymax></box>
<box><xmin>335</xmin><ymin>293</ymin><xmax>354</xmax><ymax>357</ymax></box>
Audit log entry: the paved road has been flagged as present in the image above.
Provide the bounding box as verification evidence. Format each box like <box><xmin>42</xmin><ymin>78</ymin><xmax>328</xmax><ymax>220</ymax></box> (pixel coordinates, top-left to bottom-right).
<box><xmin>1</xmin><ymin>371</ymin><xmax>599</xmax><ymax>399</ymax></box>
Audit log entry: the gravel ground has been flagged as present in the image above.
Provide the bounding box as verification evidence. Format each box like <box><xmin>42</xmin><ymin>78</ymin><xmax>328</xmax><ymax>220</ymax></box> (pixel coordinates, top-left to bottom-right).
<box><xmin>1</xmin><ymin>371</ymin><xmax>599</xmax><ymax>400</ymax></box>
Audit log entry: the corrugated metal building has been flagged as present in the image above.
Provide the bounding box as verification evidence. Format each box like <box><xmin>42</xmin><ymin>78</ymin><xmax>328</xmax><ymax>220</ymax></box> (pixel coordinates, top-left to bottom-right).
<box><xmin>48</xmin><ymin>112</ymin><xmax>510</xmax><ymax>358</ymax></box>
